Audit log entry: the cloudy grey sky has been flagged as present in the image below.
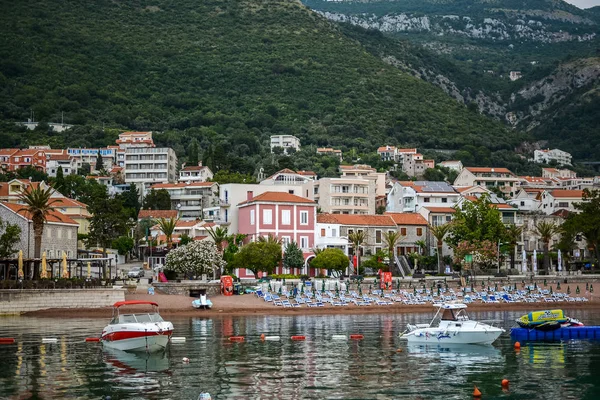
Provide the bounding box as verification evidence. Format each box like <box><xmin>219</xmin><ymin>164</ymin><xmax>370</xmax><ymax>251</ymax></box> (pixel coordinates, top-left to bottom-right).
<box><xmin>564</xmin><ymin>0</ymin><xmax>600</xmax><ymax>8</ymax></box>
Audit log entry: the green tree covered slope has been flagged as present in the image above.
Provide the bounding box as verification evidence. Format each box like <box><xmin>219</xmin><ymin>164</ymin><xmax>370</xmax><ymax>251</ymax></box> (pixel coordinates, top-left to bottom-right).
<box><xmin>0</xmin><ymin>0</ymin><xmax>524</xmax><ymax>157</ymax></box>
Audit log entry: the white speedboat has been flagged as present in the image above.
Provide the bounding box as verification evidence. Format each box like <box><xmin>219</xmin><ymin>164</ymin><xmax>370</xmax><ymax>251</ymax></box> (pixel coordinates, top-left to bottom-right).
<box><xmin>399</xmin><ymin>303</ymin><xmax>504</xmax><ymax>345</ymax></box>
<box><xmin>101</xmin><ymin>301</ymin><xmax>173</xmax><ymax>352</ymax></box>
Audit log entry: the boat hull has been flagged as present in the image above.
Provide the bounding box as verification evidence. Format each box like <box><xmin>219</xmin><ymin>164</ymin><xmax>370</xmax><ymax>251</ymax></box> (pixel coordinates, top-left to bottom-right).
<box><xmin>102</xmin><ymin>332</ymin><xmax>172</xmax><ymax>352</ymax></box>
<box><xmin>401</xmin><ymin>328</ymin><xmax>503</xmax><ymax>345</ymax></box>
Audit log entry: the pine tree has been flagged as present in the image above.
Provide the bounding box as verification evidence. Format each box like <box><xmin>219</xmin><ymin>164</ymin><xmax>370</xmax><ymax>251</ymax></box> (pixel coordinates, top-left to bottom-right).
<box><xmin>187</xmin><ymin>138</ymin><xmax>199</xmax><ymax>166</ymax></box>
<box><xmin>55</xmin><ymin>166</ymin><xmax>65</xmax><ymax>194</ymax></box>
<box><xmin>95</xmin><ymin>151</ymin><xmax>104</xmax><ymax>171</ymax></box>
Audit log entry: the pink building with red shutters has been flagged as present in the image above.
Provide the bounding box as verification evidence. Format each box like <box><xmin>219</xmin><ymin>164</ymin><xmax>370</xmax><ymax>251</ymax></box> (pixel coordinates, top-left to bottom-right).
<box><xmin>236</xmin><ymin>191</ymin><xmax>317</xmax><ymax>278</ymax></box>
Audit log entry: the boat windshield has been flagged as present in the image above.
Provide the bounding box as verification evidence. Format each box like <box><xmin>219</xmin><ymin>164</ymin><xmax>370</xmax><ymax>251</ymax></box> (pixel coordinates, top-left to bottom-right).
<box><xmin>441</xmin><ymin>309</ymin><xmax>458</xmax><ymax>321</ymax></box>
<box><xmin>111</xmin><ymin>313</ymin><xmax>164</xmax><ymax>324</ymax></box>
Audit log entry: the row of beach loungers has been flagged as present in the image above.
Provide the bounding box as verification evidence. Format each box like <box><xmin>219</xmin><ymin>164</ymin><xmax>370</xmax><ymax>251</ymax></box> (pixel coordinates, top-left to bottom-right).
<box><xmin>253</xmin><ymin>286</ymin><xmax>589</xmax><ymax>307</ymax></box>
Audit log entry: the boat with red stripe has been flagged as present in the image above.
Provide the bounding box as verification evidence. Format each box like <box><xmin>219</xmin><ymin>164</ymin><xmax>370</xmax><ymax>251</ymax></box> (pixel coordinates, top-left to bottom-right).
<box><xmin>101</xmin><ymin>301</ymin><xmax>173</xmax><ymax>353</ymax></box>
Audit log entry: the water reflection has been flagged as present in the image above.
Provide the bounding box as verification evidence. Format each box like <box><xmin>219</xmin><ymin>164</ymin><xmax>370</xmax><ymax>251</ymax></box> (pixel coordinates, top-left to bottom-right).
<box><xmin>1</xmin><ymin>312</ymin><xmax>600</xmax><ymax>399</ymax></box>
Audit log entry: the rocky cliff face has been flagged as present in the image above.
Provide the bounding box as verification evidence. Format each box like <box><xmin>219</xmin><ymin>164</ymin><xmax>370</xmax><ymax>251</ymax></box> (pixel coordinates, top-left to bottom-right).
<box><xmin>319</xmin><ymin>11</ymin><xmax>595</xmax><ymax>43</ymax></box>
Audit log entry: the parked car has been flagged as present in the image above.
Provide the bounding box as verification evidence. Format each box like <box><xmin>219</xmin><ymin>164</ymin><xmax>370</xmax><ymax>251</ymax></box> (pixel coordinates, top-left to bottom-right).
<box><xmin>128</xmin><ymin>267</ymin><xmax>145</xmax><ymax>278</ymax></box>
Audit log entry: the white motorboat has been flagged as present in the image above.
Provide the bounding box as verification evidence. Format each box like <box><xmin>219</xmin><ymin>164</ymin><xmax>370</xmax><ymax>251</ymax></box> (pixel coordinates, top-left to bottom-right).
<box><xmin>101</xmin><ymin>301</ymin><xmax>173</xmax><ymax>353</ymax></box>
<box><xmin>399</xmin><ymin>303</ymin><xmax>504</xmax><ymax>345</ymax></box>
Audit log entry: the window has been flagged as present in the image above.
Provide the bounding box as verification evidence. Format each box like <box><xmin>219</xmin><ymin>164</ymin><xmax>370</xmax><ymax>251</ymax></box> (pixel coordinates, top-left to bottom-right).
<box><xmin>67</xmin><ymin>230</ymin><xmax>72</xmax><ymax>240</ymax></box>
<box><xmin>348</xmin><ymin>229</ymin><xmax>354</xmax><ymax>235</ymax></box>
<box><xmin>558</xmin><ymin>202</ymin><xmax>569</xmax><ymax>208</ymax></box>
<box><xmin>520</xmin><ymin>201</ymin><xmax>525</xmax><ymax>206</ymax></box>
<box><xmin>441</xmin><ymin>198</ymin><xmax>448</xmax><ymax>203</ymax></box>
<box><xmin>375</xmin><ymin>230</ymin><xmax>382</xmax><ymax>244</ymax></box>
<box><xmin>263</xmin><ymin>209</ymin><xmax>272</xmax><ymax>224</ymax></box>
<box><xmin>300</xmin><ymin>211</ymin><xmax>308</xmax><ymax>225</ymax></box>
<box><xmin>332</xmin><ymin>228</ymin><xmax>337</xmax><ymax>237</ymax></box>
<box><xmin>401</xmin><ymin>228</ymin><xmax>407</xmax><ymax>235</ymax></box>
<box><xmin>57</xmin><ymin>229</ymin><xmax>62</xmax><ymax>239</ymax></box>
<box><xmin>424</xmin><ymin>198</ymin><xmax>430</xmax><ymax>203</ymax></box>
<box><xmin>417</xmin><ymin>228</ymin><xmax>423</xmax><ymax>236</ymax></box>
<box><xmin>321</xmin><ymin>228</ymin><xmax>326</xmax><ymax>236</ymax></box>
<box><xmin>300</xmin><ymin>236</ymin><xmax>309</xmax><ymax>249</ymax></box>
<box><xmin>282</xmin><ymin>210</ymin><xmax>291</xmax><ymax>225</ymax></box>
<box><xmin>282</xmin><ymin>236</ymin><xmax>291</xmax><ymax>247</ymax></box>
<box><xmin>250</xmin><ymin>210</ymin><xmax>255</xmax><ymax>225</ymax></box>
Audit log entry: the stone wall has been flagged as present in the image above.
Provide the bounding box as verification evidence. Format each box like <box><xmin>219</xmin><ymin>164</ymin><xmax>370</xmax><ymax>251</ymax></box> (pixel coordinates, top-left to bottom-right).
<box><xmin>0</xmin><ymin>289</ymin><xmax>125</xmax><ymax>315</ymax></box>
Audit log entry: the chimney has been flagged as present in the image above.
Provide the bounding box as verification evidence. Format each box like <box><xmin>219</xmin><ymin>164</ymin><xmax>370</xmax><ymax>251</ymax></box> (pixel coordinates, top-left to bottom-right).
<box><xmin>198</xmin><ymin>161</ymin><xmax>202</xmax><ymax>167</ymax></box>
<box><xmin>247</xmin><ymin>191</ymin><xmax>254</xmax><ymax>201</ymax></box>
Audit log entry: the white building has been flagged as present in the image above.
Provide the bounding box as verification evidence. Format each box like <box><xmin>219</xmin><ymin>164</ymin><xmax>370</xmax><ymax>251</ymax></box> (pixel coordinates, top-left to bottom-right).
<box><xmin>534</xmin><ymin>149</ymin><xmax>572</xmax><ymax>166</ymax></box>
<box><xmin>305</xmin><ymin>177</ymin><xmax>376</xmax><ymax>215</ymax></box>
<box><xmin>260</xmin><ymin>168</ymin><xmax>316</xmax><ymax>186</ymax></box>
<box><xmin>116</xmin><ymin>131</ymin><xmax>155</xmax><ymax>149</ymax></box>
<box><xmin>270</xmin><ymin>135</ymin><xmax>300</xmax><ymax>154</ymax></box>
<box><xmin>439</xmin><ymin>160</ymin><xmax>463</xmax><ymax>172</ymax></box>
<box><xmin>149</xmin><ymin>181</ymin><xmax>219</xmax><ymax>220</ymax></box>
<box><xmin>124</xmin><ymin>147</ymin><xmax>178</xmax><ymax>193</ymax></box>
<box><xmin>67</xmin><ymin>146</ymin><xmax>121</xmax><ymax>172</ymax></box>
<box><xmin>538</xmin><ymin>189</ymin><xmax>584</xmax><ymax>215</ymax></box>
<box><xmin>454</xmin><ymin>167</ymin><xmax>520</xmax><ymax>197</ymax></box>
<box><xmin>387</xmin><ymin>181</ymin><xmax>460</xmax><ymax>213</ymax></box>
<box><xmin>178</xmin><ymin>162</ymin><xmax>214</xmax><ymax>183</ymax></box>
<box><xmin>339</xmin><ymin>164</ymin><xmax>386</xmax><ymax>196</ymax></box>
<box><xmin>507</xmin><ymin>188</ymin><xmax>543</xmax><ymax>212</ymax></box>
<box><xmin>45</xmin><ymin>150</ymin><xmax>78</xmax><ymax>177</ymax></box>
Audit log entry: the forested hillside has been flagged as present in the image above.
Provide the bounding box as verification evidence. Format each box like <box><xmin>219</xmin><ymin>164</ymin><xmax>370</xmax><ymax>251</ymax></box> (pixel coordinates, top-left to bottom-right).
<box><xmin>0</xmin><ymin>0</ymin><xmax>528</xmax><ymax>175</ymax></box>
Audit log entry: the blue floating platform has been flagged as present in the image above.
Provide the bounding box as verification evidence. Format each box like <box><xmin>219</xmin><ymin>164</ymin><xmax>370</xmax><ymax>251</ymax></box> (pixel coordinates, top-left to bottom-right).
<box><xmin>511</xmin><ymin>327</ymin><xmax>600</xmax><ymax>341</ymax></box>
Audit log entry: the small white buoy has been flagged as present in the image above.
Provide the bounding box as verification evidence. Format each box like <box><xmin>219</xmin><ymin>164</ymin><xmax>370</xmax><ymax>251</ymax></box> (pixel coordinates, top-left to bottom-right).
<box><xmin>42</xmin><ymin>338</ymin><xmax>58</xmax><ymax>343</ymax></box>
<box><xmin>332</xmin><ymin>335</ymin><xmax>347</xmax><ymax>340</ymax></box>
<box><xmin>171</xmin><ymin>337</ymin><xmax>186</xmax><ymax>343</ymax></box>
<box><xmin>264</xmin><ymin>336</ymin><xmax>280</xmax><ymax>341</ymax></box>
<box><xmin>182</xmin><ymin>357</ymin><xmax>190</xmax><ymax>363</ymax></box>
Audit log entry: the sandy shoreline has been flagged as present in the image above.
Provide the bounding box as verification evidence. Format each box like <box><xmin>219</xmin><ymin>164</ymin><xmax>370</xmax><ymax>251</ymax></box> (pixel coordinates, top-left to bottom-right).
<box><xmin>22</xmin><ymin>290</ymin><xmax>600</xmax><ymax>318</ymax></box>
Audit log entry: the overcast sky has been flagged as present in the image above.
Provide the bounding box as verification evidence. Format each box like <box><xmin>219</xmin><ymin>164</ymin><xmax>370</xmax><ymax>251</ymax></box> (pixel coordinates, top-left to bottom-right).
<box><xmin>564</xmin><ymin>0</ymin><xmax>600</xmax><ymax>8</ymax></box>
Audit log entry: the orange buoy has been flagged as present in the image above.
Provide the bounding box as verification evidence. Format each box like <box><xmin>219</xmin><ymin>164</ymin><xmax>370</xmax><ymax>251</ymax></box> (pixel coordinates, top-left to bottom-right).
<box><xmin>501</xmin><ymin>379</ymin><xmax>509</xmax><ymax>388</ymax></box>
<box><xmin>229</xmin><ymin>336</ymin><xmax>245</xmax><ymax>342</ymax></box>
<box><xmin>291</xmin><ymin>335</ymin><xmax>306</xmax><ymax>341</ymax></box>
<box><xmin>514</xmin><ymin>341</ymin><xmax>521</xmax><ymax>350</ymax></box>
<box><xmin>260</xmin><ymin>334</ymin><xmax>265</xmax><ymax>341</ymax></box>
<box><xmin>0</xmin><ymin>338</ymin><xmax>15</xmax><ymax>344</ymax></box>
<box><xmin>349</xmin><ymin>334</ymin><xmax>364</xmax><ymax>340</ymax></box>
<box><xmin>396</xmin><ymin>348</ymin><xmax>403</xmax><ymax>352</ymax></box>
<box><xmin>473</xmin><ymin>386</ymin><xmax>482</xmax><ymax>397</ymax></box>
<box><xmin>85</xmin><ymin>337</ymin><xmax>100</xmax><ymax>342</ymax></box>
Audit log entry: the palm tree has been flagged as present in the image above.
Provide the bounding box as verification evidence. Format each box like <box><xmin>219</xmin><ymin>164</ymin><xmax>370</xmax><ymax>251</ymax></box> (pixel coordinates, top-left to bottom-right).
<box><xmin>156</xmin><ymin>217</ymin><xmax>179</xmax><ymax>249</ymax></box>
<box><xmin>18</xmin><ymin>186</ymin><xmax>59</xmax><ymax>278</ymax></box>
<box><xmin>383</xmin><ymin>231</ymin><xmax>404</xmax><ymax>274</ymax></box>
<box><xmin>207</xmin><ymin>226</ymin><xmax>229</xmax><ymax>252</ymax></box>
<box><xmin>505</xmin><ymin>224</ymin><xmax>524</xmax><ymax>272</ymax></box>
<box><xmin>348</xmin><ymin>231</ymin><xmax>367</xmax><ymax>275</ymax></box>
<box><xmin>535</xmin><ymin>221</ymin><xmax>559</xmax><ymax>273</ymax></box>
<box><xmin>257</xmin><ymin>234</ymin><xmax>282</xmax><ymax>244</ymax></box>
<box><xmin>429</xmin><ymin>223</ymin><xmax>453</xmax><ymax>275</ymax></box>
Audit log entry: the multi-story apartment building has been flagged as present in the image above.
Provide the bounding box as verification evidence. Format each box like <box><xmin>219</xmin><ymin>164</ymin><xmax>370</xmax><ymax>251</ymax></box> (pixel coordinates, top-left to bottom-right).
<box><xmin>534</xmin><ymin>148</ymin><xmax>572</xmax><ymax>166</ymax></box>
<box><xmin>237</xmin><ymin>192</ymin><xmax>317</xmax><ymax>278</ymax></box>
<box><xmin>387</xmin><ymin>181</ymin><xmax>460</xmax><ymax>213</ymax></box>
<box><xmin>116</xmin><ymin>131</ymin><xmax>155</xmax><ymax>149</ymax></box>
<box><xmin>67</xmin><ymin>147</ymin><xmax>120</xmax><ymax>171</ymax></box>
<box><xmin>542</xmin><ymin>168</ymin><xmax>577</xmax><ymax>180</ymax></box>
<box><xmin>0</xmin><ymin>149</ymin><xmax>47</xmax><ymax>172</ymax></box>
<box><xmin>377</xmin><ymin>146</ymin><xmax>398</xmax><ymax>162</ymax></box>
<box><xmin>454</xmin><ymin>167</ymin><xmax>520</xmax><ymax>197</ymax></box>
<box><xmin>178</xmin><ymin>162</ymin><xmax>214</xmax><ymax>183</ymax></box>
<box><xmin>45</xmin><ymin>150</ymin><xmax>78</xmax><ymax>177</ymax></box>
<box><xmin>307</xmin><ymin>177</ymin><xmax>376</xmax><ymax>215</ymax></box>
<box><xmin>218</xmin><ymin>183</ymin><xmax>304</xmax><ymax>233</ymax></box>
<box><xmin>339</xmin><ymin>164</ymin><xmax>386</xmax><ymax>196</ymax></box>
<box><xmin>537</xmin><ymin>189</ymin><xmax>584</xmax><ymax>215</ymax></box>
<box><xmin>402</xmin><ymin>153</ymin><xmax>435</xmax><ymax>178</ymax></box>
<box><xmin>439</xmin><ymin>160</ymin><xmax>463</xmax><ymax>172</ymax></box>
<box><xmin>270</xmin><ymin>134</ymin><xmax>300</xmax><ymax>154</ymax></box>
<box><xmin>149</xmin><ymin>181</ymin><xmax>219</xmax><ymax>219</ymax></box>
<box><xmin>124</xmin><ymin>147</ymin><xmax>178</xmax><ymax>192</ymax></box>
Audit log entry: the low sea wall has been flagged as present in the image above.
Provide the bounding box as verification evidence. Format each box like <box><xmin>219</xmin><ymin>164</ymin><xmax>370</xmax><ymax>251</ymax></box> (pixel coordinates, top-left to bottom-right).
<box><xmin>0</xmin><ymin>289</ymin><xmax>125</xmax><ymax>315</ymax></box>
<box><xmin>153</xmin><ymin>282</ymin><xmax>222</xmax><ymax>296</ymax></box>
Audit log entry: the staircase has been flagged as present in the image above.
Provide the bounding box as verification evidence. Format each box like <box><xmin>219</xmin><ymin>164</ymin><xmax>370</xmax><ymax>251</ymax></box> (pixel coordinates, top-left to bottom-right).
<box><xmin>395</xmin><ymin>255</ymin><xmax>413</xmax><ymax>277</ymax></box>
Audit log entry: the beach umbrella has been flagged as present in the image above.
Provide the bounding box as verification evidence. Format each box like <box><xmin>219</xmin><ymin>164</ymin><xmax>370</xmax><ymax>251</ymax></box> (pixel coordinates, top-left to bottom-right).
<box><xmin>576</xmin><ymin>286</ymin><xmax>580</xmax><ymax>294</ymax></box>
<box><xmin>397</xmin><ymin>279</ymin><xmax>401</xmax><ymax>290</ymax></box>
<box><xmin>268</xmin><ymin>282</ymin><xmax>272</xmax><ymax>292</ymax></box>
<box><xmin>17</xmin><ymin>250</ymin><xmax>24</xmax><ymax>280</ymax></box>
<box><xmin>335</xmin><ymin>282</ymin><xmax>339</xmax><ymax>291</ymax></box>
<box><xmin>586</xmin><ymin>282</ymin><xmax>589</xmax><ymax>291</ymax></box>
<box><xmin>557</xmin><ymin>282</ymin><xmax>561</xmax><ymax>290</ymax></box>
<box><xmin>591</xmin><ymin>284</ymin><xmax>594</xmax><ymax>293</ymax></box>
<box><xmin>567</xmin><ymin>286</ymin><xmax>571</xmax><ymax>295</ymax></box>
<box><xmin>550</xmin><ymin>286</ymin><xmax>553</xmax><ymax>294</ymax></box>
<box><xmin>87</xmin><ymin>261</ymin><xmax>92</xmax><ymax>280</ymax></box>
<box><xmin>40</xmin><ymin>251</ymin><xmax>48</xmax><ymax>279</ymax></box>
<box><xmin>532</xmin><ymin>250</ymin><xmax>537</xmax><ymax>274</ymax></box>
<box><xmin>336</xmin><ymin>287</ymin><xmax>340</xmax><ymax>297</ymax></box>
<box><xmin>522</xmin><ymin>249</ymin><xmax>527</xmax><ymax>274</ymax></box>
<box><xmin>61</xmin><ymin>252</ymin><xmax>69</xmax><ymax>278</ymax></box>
<box><xmin>359</xmin><ymin>285</ymin><xmax>363</xmax><ymax>296</ymax></box>
<box><xmin>557</xmin><ymin>250</ymin><xmax>562</xmax><ymax>273</ymax></box>
<box><xmin>321</xmin><ymin>280</ymin><xmax>325</xmax><ymax>293</ymax></box>
<box><xmin>278</xmin><ymin>285</ymin><xmax>282</xmax><ymax>296</ymax></box>
<box><xmin>346</xmin><ymin>283</ymin><xmax>350</xmax><ymax>294</ymax></box>
<box><xmin>413</xmin><ymin>287</ymin><xmax>416</xmax><ymax>295</ymax></box>
<box><xmin>283</xmin><ymin>278</ymin><xmax>286</xmax><ymax>285</ymax></box>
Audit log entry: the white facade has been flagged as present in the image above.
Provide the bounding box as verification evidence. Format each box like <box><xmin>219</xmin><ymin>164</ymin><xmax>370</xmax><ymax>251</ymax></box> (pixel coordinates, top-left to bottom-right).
<box><xmin>124</xmin><ymin>147</ymin><xmax>178</xmax><ymax>191</ymax></box>
<box><xmin>270</xmin><ymin>135</ymin><xmax>300</xmax><ymax>154</ymax></box>
<box><xmin>387</xmin><ymin>181</ymin><xmax>460</xmax><ymax>213</ymax></box>
<box><xmin>534</xmin><ymin>149</ymin><xmax>572</xmax><ymax>166</ymax></box>
<box><xmin>178</xmin><ymin>163</ymin><xmax>214</xmax><ymax>183</ymax></box>
<box><xmin>439</xmin><ymin>160</ymin><xmax>463</xmax><ymax>172</ymax></box>
<box><xmin>150</xmin><ymin>182</ymin><xmax>219</xmax><ymax>219</ymax></box>
<box><xmin>305</xmin><ymin>178</ymin><xmax>376</xmax><ymax>215</ymax></box>
<box><xmin>538</xmin><ymin>190</ymin><xmax>584</xmax><ymax>215</ymax></box>
<box><xmin>454</xmin><ymin>167</ymin><xmax>520</xmax><ymax>197</ymax></box>
<box><xmin>315</xmin><ymin>222</ymin><xmax>349</xmax><ymax>254</ymax></box>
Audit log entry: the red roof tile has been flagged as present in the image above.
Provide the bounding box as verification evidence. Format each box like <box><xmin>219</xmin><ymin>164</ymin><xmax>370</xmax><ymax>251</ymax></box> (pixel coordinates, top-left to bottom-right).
<box><xmin>423</xmin><ymin>207</ymin><xmax>456</xmax><ymax>213</ymax></box>
<box><xmin>138</xmin><ymin>210</ymin><xmax>178</xmax><ymax>219</ymax></box>
<box><xmin>317</xmin><ymin>214</ymin><xmax>396</xmax><ymax>227</ymax></box>
<box><xmin>1</xmin><ymin>202</ymin><xmax>78</xmax><ymax>225</ymax></box>
<box><xmin>239</xmin><ymin>192</ymin><xmax>315</xmax><ymax>205</ymax></box>
<box><xmin>150</xmin><ymin>182</ymin><xmax>215</xmax><ymax>189</ymax></box>
<box><xmin>465</xmin><ymin>167</ymin><xmax>514</xmax><ymax>175</ymax></box>
<box><xmin>385</xmin><ymin>212</ymin><xmax>428</xmax><ymax>225</ymax></box>
<box><xmin>550</xmin><ymin>190</ymin><xmax>583</xmax><ymax>198</ymax></box>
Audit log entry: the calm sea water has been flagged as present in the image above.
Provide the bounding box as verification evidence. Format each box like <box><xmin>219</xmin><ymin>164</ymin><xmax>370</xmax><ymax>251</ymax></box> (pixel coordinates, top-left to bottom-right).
<box><xmin>1</xmin><ymin>309</ymin><xmax>600</xmax><ymax>399</ymax></box>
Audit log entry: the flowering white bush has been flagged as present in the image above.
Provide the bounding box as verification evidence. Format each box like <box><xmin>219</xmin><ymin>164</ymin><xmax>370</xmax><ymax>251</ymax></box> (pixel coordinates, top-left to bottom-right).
<box><xmin>165</xmin><ymin>241</ymin><xmax>226</xmax><ymax>277</ymax></box>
